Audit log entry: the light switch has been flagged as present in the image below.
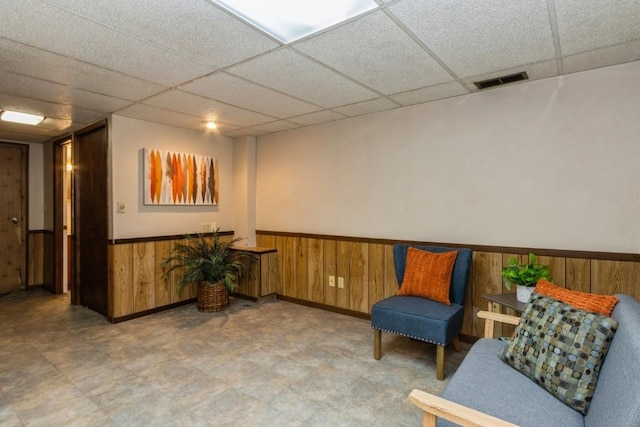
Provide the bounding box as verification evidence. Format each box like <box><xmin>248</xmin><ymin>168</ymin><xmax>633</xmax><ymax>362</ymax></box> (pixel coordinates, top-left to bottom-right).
<box><xmin>117</xmin><ymin>201</ymin><xmax>126</xmax><ymax>213</ymax></box>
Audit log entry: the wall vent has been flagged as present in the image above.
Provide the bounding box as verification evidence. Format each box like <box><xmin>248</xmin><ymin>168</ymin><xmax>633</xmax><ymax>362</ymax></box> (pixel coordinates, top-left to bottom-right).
<box><xmin>474</xmin><ymin>71</ymin><xmax>529</xmax><ymax>89</ymax></box>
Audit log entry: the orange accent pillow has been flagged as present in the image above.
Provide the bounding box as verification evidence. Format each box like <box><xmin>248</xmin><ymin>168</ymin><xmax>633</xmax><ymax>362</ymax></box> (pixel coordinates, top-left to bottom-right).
<box><xmin>397</xmin><ymin>247</ymin><xmax>458</xmax><ymax>305</ymax></box>
<box><xmin>534</xmin><ymin>278</ymin><xmax>618</xmax><ymax>316</ymax></box>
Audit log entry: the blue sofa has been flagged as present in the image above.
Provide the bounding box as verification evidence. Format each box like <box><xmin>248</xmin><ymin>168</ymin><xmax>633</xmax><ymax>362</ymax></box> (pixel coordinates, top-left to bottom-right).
<box><xmin>409</xmin><ymin>294</ymin><xmax>640</xmax><ymax>427</ymax></box>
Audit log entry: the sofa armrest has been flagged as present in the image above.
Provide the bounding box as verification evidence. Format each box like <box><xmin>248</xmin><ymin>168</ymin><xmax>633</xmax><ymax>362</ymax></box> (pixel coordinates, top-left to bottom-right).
<box><xmin>477</xmin><ymin>311</ymin><xmax>521</xmax><ymax>339</ymax></box>
<box><xmin>409</xmin><ymin>389</ymin><xmax>519</xmax><ymax>427</ymax></box>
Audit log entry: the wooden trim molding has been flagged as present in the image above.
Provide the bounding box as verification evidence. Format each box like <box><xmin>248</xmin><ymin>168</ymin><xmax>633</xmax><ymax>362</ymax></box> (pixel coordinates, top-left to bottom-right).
<box><xmin>111</xmin><ymin>230</ymin><xmax>234</xmax><ymax>245</ymax></box>
<box><xmin>256</xmin><ymin>230</ymin><xmax>639</xmax><ymax>262</ymax></box>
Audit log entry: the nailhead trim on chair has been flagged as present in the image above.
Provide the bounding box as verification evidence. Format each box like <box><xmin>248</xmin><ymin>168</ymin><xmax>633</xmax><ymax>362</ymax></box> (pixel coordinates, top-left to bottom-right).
<box><xmin>371</xmin><ymin>326</ymin><xmax>445</xmax><ymax>346</ymax></box>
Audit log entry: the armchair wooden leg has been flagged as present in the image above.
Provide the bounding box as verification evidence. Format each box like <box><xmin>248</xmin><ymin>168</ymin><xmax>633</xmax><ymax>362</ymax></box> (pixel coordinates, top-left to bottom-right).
<box><xmin>422</xmin><ymin>412</ymin><xmax>437</xmax><ymax>427</ymax></box>
<box><xmin>436</xmin><ymin>345</ymin><xmax>445</xmax><ymax>381</ymax></box>
<box><xmin>374</xmin><ymin>329</ymin><xmax>381</xmax><ymax>360</ymax></box>
<box><xmin>453</xmin><ymin>335</ymin><xmax>461</xmax><ymax>352</ymax></box>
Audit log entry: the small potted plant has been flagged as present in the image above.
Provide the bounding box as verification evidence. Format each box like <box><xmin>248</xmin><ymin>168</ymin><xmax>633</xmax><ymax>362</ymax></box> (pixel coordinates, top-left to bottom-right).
<box><xmin>161</xmin><ymin>230</ymin><xmax>256</xmax><ymax>312</ymax></box>
<box><xmin>501</xmin><ymin>253</ymin><xmax>552</xmax><ymax>303</ymax></box>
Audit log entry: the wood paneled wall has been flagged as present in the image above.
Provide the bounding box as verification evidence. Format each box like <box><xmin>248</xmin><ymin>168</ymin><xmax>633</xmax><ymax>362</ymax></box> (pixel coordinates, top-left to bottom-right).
<box><xmin>256</xmin><ymin>232</ymin><xmax>640</xmax><ymax>339</ymax></box>
<box><xmin>102</xmin><ymin>230</ymin><xmax>639</xmax><ymax>332</ymax></box>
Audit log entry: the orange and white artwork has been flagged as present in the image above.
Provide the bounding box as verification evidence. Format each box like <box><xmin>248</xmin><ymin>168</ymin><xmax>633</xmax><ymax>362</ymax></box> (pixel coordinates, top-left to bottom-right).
<box><xmin>144</xmin><ymin>148</ymin><xmax>218</xmax><ymax>205</ymax></box>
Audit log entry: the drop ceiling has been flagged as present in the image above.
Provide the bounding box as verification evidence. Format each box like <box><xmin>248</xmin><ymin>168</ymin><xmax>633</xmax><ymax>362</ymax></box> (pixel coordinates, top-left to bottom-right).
<box><xmin>1</xmin><ymin>0</ymin><xmax>639</xmax><ymax>143</ymax></box>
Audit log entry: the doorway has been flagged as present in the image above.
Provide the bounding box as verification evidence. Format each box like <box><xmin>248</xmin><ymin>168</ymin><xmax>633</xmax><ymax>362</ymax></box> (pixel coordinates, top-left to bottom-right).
<box><xmin>54</xmin><ymin>137</ymin><xmax>72</xmax><ymax>296</ymax></box>
<box><xmin>53</xmin><ymin>120</ymin><xmax>109</xmax><ymax>316</ymax></box>
<box><xmin>0</xmin><ymin>142</ymin><xmax>28</xmax><ymax>295</ymax></box>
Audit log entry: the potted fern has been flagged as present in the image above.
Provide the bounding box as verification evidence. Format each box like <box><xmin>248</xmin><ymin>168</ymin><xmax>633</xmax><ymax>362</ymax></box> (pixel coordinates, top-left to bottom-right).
<box><xmin>161</xmin><ymin>230</ymin><xmax>256</xmax><ymax>312</ymax></box>
<box><xmin>501</xmin><ymin>253</ymin><xmax>552</xmax><ymax>303</ymax></box>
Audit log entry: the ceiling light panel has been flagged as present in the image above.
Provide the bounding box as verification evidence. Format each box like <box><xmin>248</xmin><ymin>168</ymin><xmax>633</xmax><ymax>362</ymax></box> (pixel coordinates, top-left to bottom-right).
<box><xmin>210</xmin><ymin>0</ymin><xmax>378</xmax><ymax>43</ymax></box>
<box><xmin>1</xmin><ymin>110</ymin><xmax>44</xmax><ymax>125</ymax></box>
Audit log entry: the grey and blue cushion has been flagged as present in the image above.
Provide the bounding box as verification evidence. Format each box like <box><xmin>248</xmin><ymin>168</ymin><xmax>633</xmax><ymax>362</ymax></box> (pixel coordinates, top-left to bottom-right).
<box><xmin>371</xmin><ymin>244</ymin><xmax>472</xmax><ymax>379</ymax></box>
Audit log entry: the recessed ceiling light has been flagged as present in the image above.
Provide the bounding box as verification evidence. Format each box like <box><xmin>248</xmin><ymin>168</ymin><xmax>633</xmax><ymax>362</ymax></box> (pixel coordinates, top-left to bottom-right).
<box><xmin>206</xmin><ymin>121</ymin><xmax>217</xmax><ymax>129</ymax></box>
<box><xmin>0</xmin><ymin>110</ymin><xmax>45</xmax><ymax>125</ymax></box>
<box><xmin>210</xmin><ymin>0</ymin><xmax>377</xmax><ymax>43</ymax></box>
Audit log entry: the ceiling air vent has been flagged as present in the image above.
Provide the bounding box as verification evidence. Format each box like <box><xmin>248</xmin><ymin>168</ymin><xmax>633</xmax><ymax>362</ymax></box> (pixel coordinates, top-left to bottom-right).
<box><xmin>474</xmin><ymin>71</ymin><xmax>529</xmax><ymax>90</ymax></box>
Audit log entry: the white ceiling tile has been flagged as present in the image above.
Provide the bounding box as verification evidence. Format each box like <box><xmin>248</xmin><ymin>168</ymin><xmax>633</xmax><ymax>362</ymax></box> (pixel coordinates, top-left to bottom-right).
<box><xmin>289</xmin><ymin>110</ymin><xmax>348</xmax><ymax>126</ymax></box>
<box><xmin>180</xmin><ymin>72</ymin><xmax>321</xmax><ymax>118</ymax></box>
<box><xmin>389</xmin><ymin>0</ymin><xmax>556</xmax><ymax>78</ymax></box>
<box><xmin>116</xmin><ymin>105</ymin><xmax>238</xmax><ymax>133</ymax></box>
<box><xmin>0</xmin><ymin>0</ymin><xmax>213</xmax><ymax>86</ymax></box>
<box><xmin>555</xmin><ymin>0</ymin><xmax>640</xmax><ymax>56</ymax></box>
<box><xmin>390</xmin><ymin>82</ymin><xmax>469</xmax><ymax>106</ymax></box>
<box><xmin>294</xmin><ymin>11</ymin><xmax>453</xmax><ymax>94</ymax></box>
<box><xmin>142</xmin><ymin>90</ymin><xmax>274</xmax><ymax>127</ymax></box>
<box><xmin>0</xmin><ymin>130</ymin><xmax>52</xmax><ymax>143</ymax></box>
<box><xmin>223</xmin><ymin>120</ymin><xmax>301</xmax><ymax>137</ymax></box>
<box><xmin>0</xmin><ymin>93</ymin><xmax>103</xmax><ymax>124</ymax></box>
<box><xmin>0</xmin><ymin>38</ymin><xmax>167</xmax><ymax>101</ymax></box>
<box><xmin>252</xmin><ymin>121</ymin><xmax>301</xmax><ymax>134</ymax></box>
<box><xmin>0</xmin><ymin>70</ymin><xmax>132</xmax><ymax>113</ymax></box>
<box><xmin>223</xmin><ymin>128</ymin><xmax>262</xmax><ymax>138</ymax></box>
<box><xmin>563</xmin><ymin>41</ymin><xmax>640</xmax><ymax>75</ymax></box>
<box><xmin>332</xmin><ymin>97</ymin><xmax>399</xmax><ymax>117</ymax></box>
<box><xmin>228</xmin><ymin>49</ymin><xmax>379</xmax><ymax>107</ymax></box>
<box><xmin>44</xmin><ymin>0</ymin><xmax>279</xmax><ymax>68</ymax></box>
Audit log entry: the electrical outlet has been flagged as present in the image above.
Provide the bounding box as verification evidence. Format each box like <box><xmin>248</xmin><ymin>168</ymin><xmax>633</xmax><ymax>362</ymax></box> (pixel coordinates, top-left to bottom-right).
<box><xmin>329</xmin><ymin>276</ymin><xmax>335</xmax><ymax>287</ymax></box>
<box><xmin>202</xmin><ymin>223</ymin><xmax>209</xmax><ymax>232</ymax></box>
<box><xmin>210</xmin><ymin>222</ymin><xmax>217</xmax><ymax>232</ymax></box>
<box><xmin>338</xmin><ymin>277</ymin><xmax>345</xmax><ymax>289</ymax></box>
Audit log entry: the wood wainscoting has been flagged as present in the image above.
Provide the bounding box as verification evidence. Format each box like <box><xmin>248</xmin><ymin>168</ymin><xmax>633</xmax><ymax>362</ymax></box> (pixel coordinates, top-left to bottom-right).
<box><xmin>256</xmin><ymin>231</ymin><xmax>640</xmax><ymax>340</ymax></box>
<box><xmin>27</xmin><ymin>230</ymin><xmax>54</xmax><ymax>290</ymax></box>
<box><xmin>107</xmin><ymin>233</ymin><xmax>280</xmax><ymax>322</ymax></box>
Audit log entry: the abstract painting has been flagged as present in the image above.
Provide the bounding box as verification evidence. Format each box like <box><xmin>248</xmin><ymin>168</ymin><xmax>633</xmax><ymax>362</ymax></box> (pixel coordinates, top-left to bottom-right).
<box><xmin>144</xmin><ymin>148</ymin><xmax>218</xmax><ymax>205</ymax></box>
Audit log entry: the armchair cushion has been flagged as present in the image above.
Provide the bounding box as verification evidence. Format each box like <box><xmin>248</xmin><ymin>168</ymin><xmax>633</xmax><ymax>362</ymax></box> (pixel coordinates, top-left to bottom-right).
<box><xmin>372</xmin><ymin>296</ymin><xmax>464</xmax><ymax>345</ymax></box>
<box><xmin>397</xmin><ymin>247</ymin><xmax>458</xmax><ymax>305</ymax></box>
<box><xmin>499</xmin><ymin>294</ymin><xmax>618</xmax><ymax>415</ymax></box>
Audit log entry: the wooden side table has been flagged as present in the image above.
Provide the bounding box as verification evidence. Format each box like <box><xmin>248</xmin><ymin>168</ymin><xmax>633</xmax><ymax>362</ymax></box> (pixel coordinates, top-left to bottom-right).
<box><xmin>484</xmin><ymin>292</ymin><xmax>526</xmax><ymax>314</ymax></box>
<box><xmin>483</xmin><ymin>293</ymin><xmax>525</xmax><ymax>339</ymax></box>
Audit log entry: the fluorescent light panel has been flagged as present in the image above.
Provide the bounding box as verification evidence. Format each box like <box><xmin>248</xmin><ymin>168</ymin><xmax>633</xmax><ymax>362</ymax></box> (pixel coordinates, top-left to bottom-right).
<box><xmin>211</xmin><ymin>0</ymin><xmax>378</xmax><ymax>43</ymax></box>
<box><xmin>1</xmin><ymin>110</ymin><xmax>45</xmax><ymax>125</ymax></box>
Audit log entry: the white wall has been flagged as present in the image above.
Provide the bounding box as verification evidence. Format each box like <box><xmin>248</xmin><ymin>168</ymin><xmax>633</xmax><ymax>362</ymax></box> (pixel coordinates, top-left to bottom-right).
<box><xmin>110</xmin><ymin>115</ymin><xmax>234</xmax><ymax>239</ymax></box>
<box><xmin>26</xmin><ymin>142</ymin><xmax>45</xmax><ymax>230</ymax></box>
<box><xmin>233</xmin><ymin>135</ymin><xmax>257</xmax><ymax>246</ymax></box>
<box><xmin>256</xmin><ymin>61</ymin><xmax>640</xmax><ymax>253</ymax></box>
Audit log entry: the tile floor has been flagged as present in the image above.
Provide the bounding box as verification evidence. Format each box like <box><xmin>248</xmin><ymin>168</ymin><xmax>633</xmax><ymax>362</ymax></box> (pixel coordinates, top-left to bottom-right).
<box><xmin>0</xmin><ymin>289</ymin><xmax>469</xmax><ymax>426</ymax></box>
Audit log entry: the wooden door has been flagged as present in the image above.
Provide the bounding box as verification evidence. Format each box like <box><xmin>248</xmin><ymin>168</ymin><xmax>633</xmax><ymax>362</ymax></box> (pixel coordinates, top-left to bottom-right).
<box><xmin>73</xmin><ymin>121</ymin><xmax>109</xmax><ymax>315</ymax></box>
<box><xmin>0</xmin><ymin>143</ymin><xmax>28</xmax><ymax>295</ymax></box>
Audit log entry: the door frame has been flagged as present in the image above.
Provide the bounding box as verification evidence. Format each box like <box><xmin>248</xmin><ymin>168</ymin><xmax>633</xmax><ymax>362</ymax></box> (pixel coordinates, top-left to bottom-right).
<box><xmin>0</xmin><ymin>141</ymin><xmax>28</xmax><ymax>293</ymax></box>
<box><xmin>53</xmin><ymin>136</ymin><xmax>72</xmax><ymax>296</ymax></box>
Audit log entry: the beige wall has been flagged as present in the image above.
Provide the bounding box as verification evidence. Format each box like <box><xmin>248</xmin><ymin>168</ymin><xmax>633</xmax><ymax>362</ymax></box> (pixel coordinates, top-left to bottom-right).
<box><xmin>109</xmin><ymin>115</ymin><xmax>234</xmax><ymax>239</ymax></box>
<box><xmin>256</xmin><ymin>61</ymin><xmax>640</xmax><ymax>253</ymax></box>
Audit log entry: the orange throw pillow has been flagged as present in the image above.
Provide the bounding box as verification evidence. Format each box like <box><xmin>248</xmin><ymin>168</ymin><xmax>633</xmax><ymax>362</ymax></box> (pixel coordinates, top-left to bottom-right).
<box><xmin>397</xmin><ymin>247</ymin><xmax>458</xmax><ymax>305</ymax></box>
<box><xmin>534</xmin><ymin>278</ymin><xmax>618</xmax><ymax>316</ymax></box>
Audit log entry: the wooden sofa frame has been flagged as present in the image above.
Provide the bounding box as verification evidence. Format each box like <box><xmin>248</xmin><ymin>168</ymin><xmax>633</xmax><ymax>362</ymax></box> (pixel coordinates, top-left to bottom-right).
<box><xmin>409</xmin><ymin>311</ymin><xmax>520</xmax><ymax>427</ymax></box>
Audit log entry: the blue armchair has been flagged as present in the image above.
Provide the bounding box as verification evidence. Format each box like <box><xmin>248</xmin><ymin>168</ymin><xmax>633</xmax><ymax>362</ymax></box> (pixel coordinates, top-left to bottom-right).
<box><xmin>371</xmin><ymin>244</ymin><xmax>473</xmax><ymax>380</ymax></box>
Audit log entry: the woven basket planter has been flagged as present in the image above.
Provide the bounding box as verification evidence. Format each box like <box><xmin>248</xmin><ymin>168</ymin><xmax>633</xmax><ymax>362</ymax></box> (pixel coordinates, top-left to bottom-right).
<box><xmin>198</xmin><ymin>281</ymin><xmax>229</xmax><ymax>312</ymax></box>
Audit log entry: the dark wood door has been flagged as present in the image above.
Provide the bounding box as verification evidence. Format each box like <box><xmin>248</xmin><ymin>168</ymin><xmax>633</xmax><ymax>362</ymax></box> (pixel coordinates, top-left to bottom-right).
<box><xmin>73</xmin><ymin>121</ymin><xmax>109</xmax><ymax>315</ymax></box>
<box><xmin>0</xmin><ymin>143</ymin><xmax>27</xmax><ymax>294</ymax></box>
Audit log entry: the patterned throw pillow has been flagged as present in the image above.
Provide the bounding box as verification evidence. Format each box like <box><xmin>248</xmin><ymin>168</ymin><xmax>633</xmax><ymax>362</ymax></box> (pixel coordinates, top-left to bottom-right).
<box><xmin>499</xmin><ymin>294</ymin><xmax>618</xmax><ymax>414</ymax></box>
<box><xmin>535</xmin><ymin>278</ymin><xmax>618</xmax><ymax>316</ymax></box>
<box><xmin>397</xmin><ymin>247</ymin><xmax>457</xmax><ymax>305</ymax></box>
